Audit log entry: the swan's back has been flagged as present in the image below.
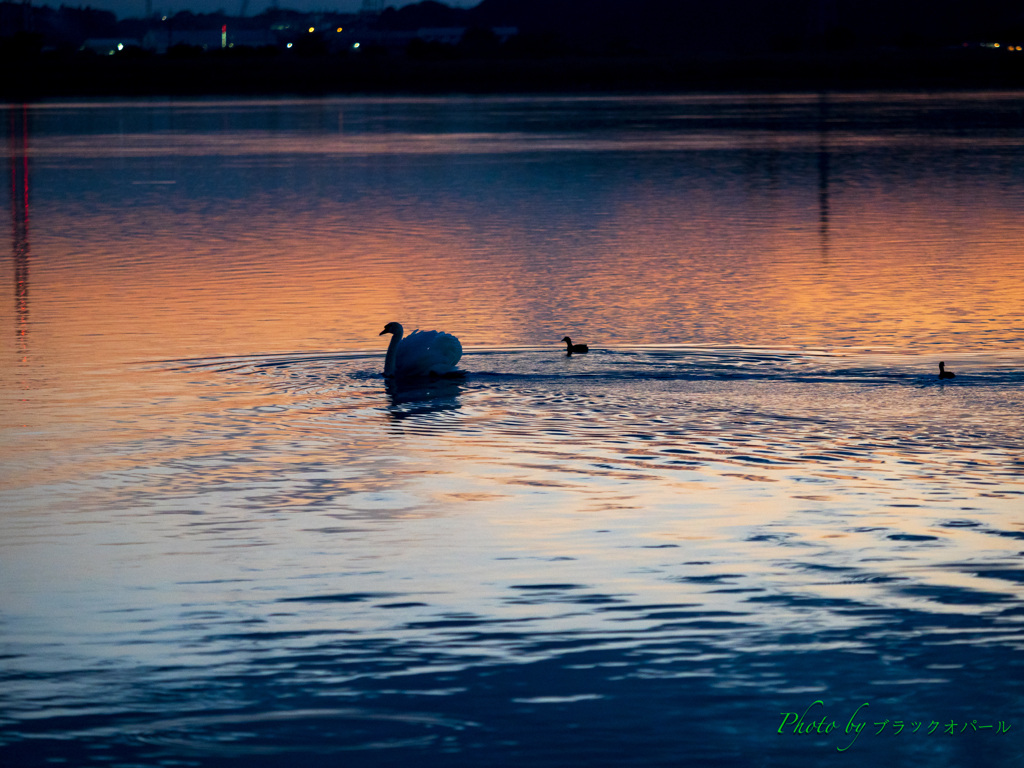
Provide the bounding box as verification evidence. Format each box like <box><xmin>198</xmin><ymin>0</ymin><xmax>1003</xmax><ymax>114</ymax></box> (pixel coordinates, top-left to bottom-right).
<box><xmin>396</xmin><ymin>330</ymin><xmax>462</xmax><ymax>377</ymax></box>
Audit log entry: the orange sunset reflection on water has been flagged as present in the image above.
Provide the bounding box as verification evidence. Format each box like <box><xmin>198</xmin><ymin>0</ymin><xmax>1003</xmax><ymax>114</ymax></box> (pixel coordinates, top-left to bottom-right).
<box><xmin>3</xmin><ymin>145</ymin><xmax>1023</xmax><ymax>368</ymax></box>
<box><xmin>3</xmin><ymin>93</ymin><xmax>1023</xmax><ymax>493</ymax></box>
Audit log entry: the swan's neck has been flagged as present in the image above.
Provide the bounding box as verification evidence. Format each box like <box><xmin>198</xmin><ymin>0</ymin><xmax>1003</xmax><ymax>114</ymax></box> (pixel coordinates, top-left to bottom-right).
<box><xmin>384</xmin><ymin>326</ymin><xmax>404</xmax><ymax>377</ymax></box>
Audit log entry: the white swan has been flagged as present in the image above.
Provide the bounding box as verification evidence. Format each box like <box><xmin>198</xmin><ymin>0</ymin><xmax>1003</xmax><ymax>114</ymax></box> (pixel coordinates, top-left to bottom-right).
<box><xmin>379</xmin><ymin>322</ymin><xmax>462</xmax><ymax>379</ymax></box>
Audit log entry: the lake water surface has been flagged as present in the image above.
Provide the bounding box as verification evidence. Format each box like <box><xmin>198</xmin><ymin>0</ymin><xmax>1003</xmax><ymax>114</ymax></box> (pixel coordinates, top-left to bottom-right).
<box><xmin>2</xmin><ymin>94</ymin><xmax>1023</xmax><ymax>767</ymax></box>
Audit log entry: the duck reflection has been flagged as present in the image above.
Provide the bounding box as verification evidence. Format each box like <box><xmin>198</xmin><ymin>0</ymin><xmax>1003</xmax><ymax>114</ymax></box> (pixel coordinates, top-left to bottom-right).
<box><xmin>384</xmin><ymin>377</ymin><xmax>464</xmax><ymax>420</ymax></box>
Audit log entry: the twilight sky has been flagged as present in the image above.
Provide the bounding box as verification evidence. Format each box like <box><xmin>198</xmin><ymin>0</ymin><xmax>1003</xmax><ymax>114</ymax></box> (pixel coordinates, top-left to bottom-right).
<box><xmin>97</xmin><ymin>0</ymin><xmax>473</xmax><ymax>20</ymax></box>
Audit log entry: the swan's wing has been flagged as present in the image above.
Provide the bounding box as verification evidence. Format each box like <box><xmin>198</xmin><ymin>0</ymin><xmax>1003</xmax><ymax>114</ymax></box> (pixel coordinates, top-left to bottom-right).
<box><xmin>426</xmin><ymin>332</ymin><xmax>463</xmax><ymax>372</ymax></box>
<box><xmin>396</xmin><ymin>330</ymin><xmax>463</xmax><ymax>376</ymax></box>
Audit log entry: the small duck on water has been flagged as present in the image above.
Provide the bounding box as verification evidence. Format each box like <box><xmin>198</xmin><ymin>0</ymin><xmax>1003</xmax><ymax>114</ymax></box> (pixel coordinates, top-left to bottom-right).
<box><xmin>938</xmin><ymin>361</ymin><xmax>955</xmax><ymax>380</ymax></box>
<box><xmin>562</xmin><ymin>336</ymin><xmax>589</xmax><ymax>355</ymax></box>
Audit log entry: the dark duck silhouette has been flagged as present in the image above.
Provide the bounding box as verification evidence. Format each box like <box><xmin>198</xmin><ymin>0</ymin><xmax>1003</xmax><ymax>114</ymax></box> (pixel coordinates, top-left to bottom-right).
<box><xmin>562</xmin><ymin>336</ymin><xmax>589</xmax><ymax>355</ymax></box>
<box><xmin>938</xmin><ymin>361</ymin><xmax>955</xmax><ymax>380</ymax></box>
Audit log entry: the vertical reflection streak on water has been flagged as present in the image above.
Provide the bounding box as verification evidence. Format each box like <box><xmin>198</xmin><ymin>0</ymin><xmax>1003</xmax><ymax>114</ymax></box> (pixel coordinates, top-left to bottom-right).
<box><xmin>817</xmin><ymin>93</ymin><xmax>830</xmax><ymax>263</ymax></box>
<box><xmin>9</xmin><ymin>104</ymin><xmax>30</xmax><ymax>362</ymax></box>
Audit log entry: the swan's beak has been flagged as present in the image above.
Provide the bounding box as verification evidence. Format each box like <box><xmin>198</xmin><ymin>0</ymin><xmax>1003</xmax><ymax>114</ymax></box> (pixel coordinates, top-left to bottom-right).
<box><xmin>379</xmin><ymin>328</ymin><xmax>388</xmax><ymax>336</ymax></box>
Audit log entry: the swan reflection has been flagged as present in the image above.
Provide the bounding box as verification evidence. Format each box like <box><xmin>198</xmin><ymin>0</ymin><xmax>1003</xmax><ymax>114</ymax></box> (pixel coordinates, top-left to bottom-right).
<box><xmin>384</xmin><ymin>377</ymin><xmax>464</xmax><ymax>419</ymax></box>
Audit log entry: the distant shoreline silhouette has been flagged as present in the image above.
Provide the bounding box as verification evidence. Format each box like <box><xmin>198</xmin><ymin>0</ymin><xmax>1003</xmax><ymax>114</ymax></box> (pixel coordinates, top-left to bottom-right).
<box><xmin>4</xmin><ymin>0</ymin><xmax>1024</xmax><ymax>98</ymax></box>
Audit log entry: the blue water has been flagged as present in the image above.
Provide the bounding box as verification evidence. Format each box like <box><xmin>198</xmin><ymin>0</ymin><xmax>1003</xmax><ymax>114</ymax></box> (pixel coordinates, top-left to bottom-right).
<box><xmin>2</xmin><ymin>94</ymin><xmax>1024</xmax><ymax>766</ymax></box>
